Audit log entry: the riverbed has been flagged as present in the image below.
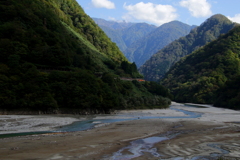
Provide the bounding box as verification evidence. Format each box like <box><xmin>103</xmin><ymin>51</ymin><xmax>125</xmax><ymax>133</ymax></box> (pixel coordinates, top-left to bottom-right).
<box><xmin>0</xmin><ymin>102</ymin><xmax>240</xmax><ymax>160</ymax></box>
<box><xmin>0</xmin><ymin>102</ymin><xmax>201</xmax><ymax>135</ymax></box>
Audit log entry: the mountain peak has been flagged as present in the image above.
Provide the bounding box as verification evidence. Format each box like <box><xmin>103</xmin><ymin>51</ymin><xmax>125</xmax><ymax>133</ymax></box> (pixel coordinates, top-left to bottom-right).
<box><xmin>200</xmin><ymin>14</ymin><xmax>233</xmax><ymax>27</ymax></box>
<box><xmin>139</xmin><ymin>14</ymin><xmax>236</xmax><ymax>81</ymax></box>
<box><xmin>210</xmin><ymin>14</ymin><xmax>229</xmax><ymax>20</ymax></box>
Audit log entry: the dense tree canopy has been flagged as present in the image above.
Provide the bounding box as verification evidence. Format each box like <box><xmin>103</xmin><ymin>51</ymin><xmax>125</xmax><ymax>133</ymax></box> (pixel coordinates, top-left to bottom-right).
<box><xmin>161</xmin><ymin>26</ymin><xmax>240</xmax><ymax>109</ymax></box>
<box><xmin>0</xmin><ymin>0</ymin><xmax>171</xmax><ymax>113</ymax></box>
<box><xmin>214</xmin><ymin>75</ymin><xmax>240</xmax><ymax>109</ymax></box>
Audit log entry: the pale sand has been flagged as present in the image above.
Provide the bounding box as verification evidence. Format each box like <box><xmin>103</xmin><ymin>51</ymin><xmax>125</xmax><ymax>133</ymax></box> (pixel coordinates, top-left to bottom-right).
<box><xmin>0</xmin><ymin>102</ymin><xmax>239</xmax><ymax>160</ymax></box>
<box><xmin>173</xmin><ymin>102</ymin><xmax>240</xmax><ymax>123</ymax></box>
<box><xmin>0</xmin><ymin>115</ymin><xmax>79</xmax><ymax>134</ymax></box>
<box><xmin>0</xmin><ymin>102</ymin><xmax>187</xmax><ymax>134</ymax></box>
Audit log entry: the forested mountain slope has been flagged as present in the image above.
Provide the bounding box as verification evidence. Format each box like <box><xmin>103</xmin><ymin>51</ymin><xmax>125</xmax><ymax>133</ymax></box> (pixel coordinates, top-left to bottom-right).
<box><xmin>214</xmin><ymin>75</ymin><xmax>240</xmax><ymax>109</ymax></box>
<box><xmin>140</xmin><ymin>14</ymin><xmax>237</xmax><ymax>81</ymax></box>
<box><xmin>121</xmin><ymin>23</ymin><xmax>157</xmax><ymax>49</ymax></box>
<box><xmin>124</xmin><ymin>21</ymin><xmax>193</xmax><ymax>67</ymax></box>
<box><xmin>0</xmin><ymin>0</ymin><xmax>127</xmax><ymax>68</ymax></box>
<box><xmin>161</xmin><ymin>25</ymin><xmax>240</xmax><ymax>109</ymax></box>
<box><xmin>98</xmin><ymin>25</ymin><xmax>127</xmax><ymax>52</ymax></box>
<box><xmin>0</xmin><ymin>0</ymin><xmax>171</xmax><ymax>114</ymax></box>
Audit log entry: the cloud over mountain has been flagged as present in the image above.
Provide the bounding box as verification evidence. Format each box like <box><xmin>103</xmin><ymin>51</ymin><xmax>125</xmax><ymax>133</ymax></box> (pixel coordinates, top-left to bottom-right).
<box><xmin>228</xmin><ymin>14</ymin><xmax>240</xmax><ymax>23</ymax></box>
<box><xmin>180</xmin><ymin>0</ymin><xmax>212</xmax><ymax>17</ymax></box>
<box><xmin>123</xmin><ymin>2</ymin><xmax>178</xmax><ymax>26</ymax></box>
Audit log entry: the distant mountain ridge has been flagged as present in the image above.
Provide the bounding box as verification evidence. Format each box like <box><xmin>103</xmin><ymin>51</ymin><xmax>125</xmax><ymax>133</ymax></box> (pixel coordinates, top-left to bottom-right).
<box><xmin>124</xmin><ymin>21</ymin><xmax>194</xmax><ymax>67</ymax></box>
<box><xmin>93</xmin><ymin>18</ymin><xmax>156</xmax><ymax>52</ymax></box>
<box><xmin>93</xmin><ymin>18</ymin><xmax>134</xmax><ymax>30</ymax></box>
<box><xmin>139</xmin><ymin>14</ymin><xmax>237</xmax><ymax>81</ymax></box>
<box><xmin>93</xmin><ymin>18</ymin><xmax>194</xmax><ymax>67</ymax></box>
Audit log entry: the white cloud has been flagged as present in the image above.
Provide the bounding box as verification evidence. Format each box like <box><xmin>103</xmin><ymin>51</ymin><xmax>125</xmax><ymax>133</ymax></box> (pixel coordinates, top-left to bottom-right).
<box><xmin>123</xmin><ymin>2</ymin><xmax>178</xmax><ymax>26</ymax></box>
<box><xmin>228</xmin><ymin>14</ymin><xmax>240</xmax><ymax>23</ymax></box>
<box><xmin>180</xmin><ymin>0</ymin><xmax>212</xmax><ymax>18</ymax></box>
<box><xmin>91</xmin><ymin>0</ymin><xmax>115</xmax><ymax>9</ymax></box>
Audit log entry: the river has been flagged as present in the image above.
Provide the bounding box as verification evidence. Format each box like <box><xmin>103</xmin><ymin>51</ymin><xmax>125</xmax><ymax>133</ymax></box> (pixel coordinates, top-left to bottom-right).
<box><xmin>58</xmin><ymin>106</ymin><xmax>202</xmax><ymax>132</ymax></box>
<box><xmin>0</xmin><ymin>103</ymin><xmax>240</xmax><ymax>160</ymax></box>
<box><xmin>0</xmin><ymin>104</ymin><xmax>201</xmax><ymax>138</ymax></box>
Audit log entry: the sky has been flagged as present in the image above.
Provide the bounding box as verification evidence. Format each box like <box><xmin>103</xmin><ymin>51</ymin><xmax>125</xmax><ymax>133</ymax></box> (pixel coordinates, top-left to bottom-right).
<box><xmin>76</xmin><ymin>0</ymin><xmax>240</xmax><ymax>26</ymax></box>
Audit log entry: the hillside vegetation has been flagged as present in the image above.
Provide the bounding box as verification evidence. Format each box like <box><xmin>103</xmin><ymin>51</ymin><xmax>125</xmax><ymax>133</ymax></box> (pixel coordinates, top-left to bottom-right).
<box><xmin>161</xmin><ymin>26</ymin><xmax>240</xmax><ymax>109</ymax></box>
<box><xmin>140</xmin><ymin>14</ymin><xmax>237</xmax><ymax>81</ymax></box>
<box><xmin>0</xmin><ymin>0</ymin><xmax>171</xmax><ymax>114</ymax></box>
<box><xmin>98</xmin><ymin>25</ymin><xmax>127</xmax><ymax>52</ymax></box>
<box><xmin>214</xmin><ymin>75</ymin><xmax>240</xmax><ymax>109</ymax></box>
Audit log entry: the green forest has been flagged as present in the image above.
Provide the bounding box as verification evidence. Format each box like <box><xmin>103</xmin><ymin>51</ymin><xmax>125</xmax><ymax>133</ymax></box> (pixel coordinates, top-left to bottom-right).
<box><xmin>140</xmin><ymin>14</ymin><xmax>237</xmax><ymax>81</ymax></box>
<box><xmin>0</xmin><ymin>0</ymin><xmax>171</xmax><ymax>114</ymax></box>
<box><xmin>1</xmin><ymin>0</ymin><xmax>239</xmax><ymax>113</ymax></box>
<box><xmin>161</xmin><ymin>26</ymin><xmax>240</xmax><ymax>109</ymax></box>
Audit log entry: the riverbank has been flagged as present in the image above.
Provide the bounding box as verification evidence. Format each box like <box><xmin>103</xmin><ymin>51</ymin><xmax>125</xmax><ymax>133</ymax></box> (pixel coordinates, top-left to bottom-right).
<box><xmin>0</xmin><ymin>103</ymin><xmax>186</xmax><ymax>135</ymax></box>
<box><xmin>0</xmin><ymin>102</ymin><xmax>240</xmax><ymax>159</ymax></box>
<box><xmin>0</xmin><ymin>115</ymin><xmax>79</xmax><ymax>135</ymax></box>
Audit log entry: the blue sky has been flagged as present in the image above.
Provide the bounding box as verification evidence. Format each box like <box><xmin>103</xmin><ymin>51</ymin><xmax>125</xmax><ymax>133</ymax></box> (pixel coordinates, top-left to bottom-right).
<box><xmin>76</xmin><ymin>0</ymin><xmax>240</xmax><ymax>26</ymax></box>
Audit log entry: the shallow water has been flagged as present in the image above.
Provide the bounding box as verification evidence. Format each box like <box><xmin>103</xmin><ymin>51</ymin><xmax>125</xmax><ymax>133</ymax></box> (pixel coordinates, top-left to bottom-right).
<box><xmin>0</xmin><ymin>105</ymin><xmax>201</xmax><ymax>138</ymax></box>
<box><xmin>105</xmin><ymin>132</ymin><xmax>231</xmax><ymax>160</ymax></box>
<box><xmin>58</xmin><ymin>106</ymin><xmax>202</xmax><ymax>132</ymax></box>
<box><xmin>0</xmin><ymin>105</ymin><xmax>232</xmax><ymax>159</ymax></box>
<box><xmin>103</xmin><ymin>137</ymin><xmax>169</xmax><ymax>160</ymax></box>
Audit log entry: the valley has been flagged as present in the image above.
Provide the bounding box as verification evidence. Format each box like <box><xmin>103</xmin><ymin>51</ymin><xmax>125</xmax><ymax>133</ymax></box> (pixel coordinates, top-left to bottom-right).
<box><xmin>0</xmin><ymin>1</ymin><xmax>240</xmax><ymax>159</ymax></box>
<box><xmin>0</xmin><ymin>102</ymin><xmax>240</xmax><ymax>160</ymax></box>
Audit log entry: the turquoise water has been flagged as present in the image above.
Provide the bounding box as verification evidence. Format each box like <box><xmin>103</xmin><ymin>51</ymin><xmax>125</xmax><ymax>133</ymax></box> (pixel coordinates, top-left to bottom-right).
<box><xmin>0</xmin><ymin>105</ymin><xmax>201</xmax><ymax>138</ymax></box>
<box><xmin>0</xmin><ymin>105</ymin><xmax>230</xmax><ymax>159</ymax></box>
<box><xmin>58</xmin><ymin>107</ymin><xmax>202</xmax><ymax>132</ymax></box>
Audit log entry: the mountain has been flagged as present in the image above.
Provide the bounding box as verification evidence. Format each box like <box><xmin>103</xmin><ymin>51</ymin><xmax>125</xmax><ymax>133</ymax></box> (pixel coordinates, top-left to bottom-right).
<box><xmin>0</xmin><ymin>0</ymin><xmax>171</xmax><ymax>113</ymax></box>
<box><xmin>92</xmin><ymin>18</ymin><xmax>134</xmax><ymax>30</ymax></box>
<box><xmin>93</xmin><ymin>18</ymin><xmax>156</xmax><ymax>52</ymax></box>
<box><xmin>94</xmin><ymin>19</ymin><xmax>194</xmax><ymax>68</ymax></box>
<box><xmin>161</xmin><ymin>25</ymin><xmax>240</xmax><ymax>109</ymax></box>
<box><xmin>124</xmin><ymin>21</ymin><xmax>194</xmax><ymax>67</ymax></box>
<box><xmin>139</xmin><ymin>14</ymin><xmax>237</xmax><ymax>81</ymax></box>
<box><xmin>98</xmin><ymin>25</ymin><xmax>127</xmax><ymax>52</ymax></box>
<box><xmin>121</xmin><ymin>23</ymin><xmax>157</xmax><ymax>48</ymax></box>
